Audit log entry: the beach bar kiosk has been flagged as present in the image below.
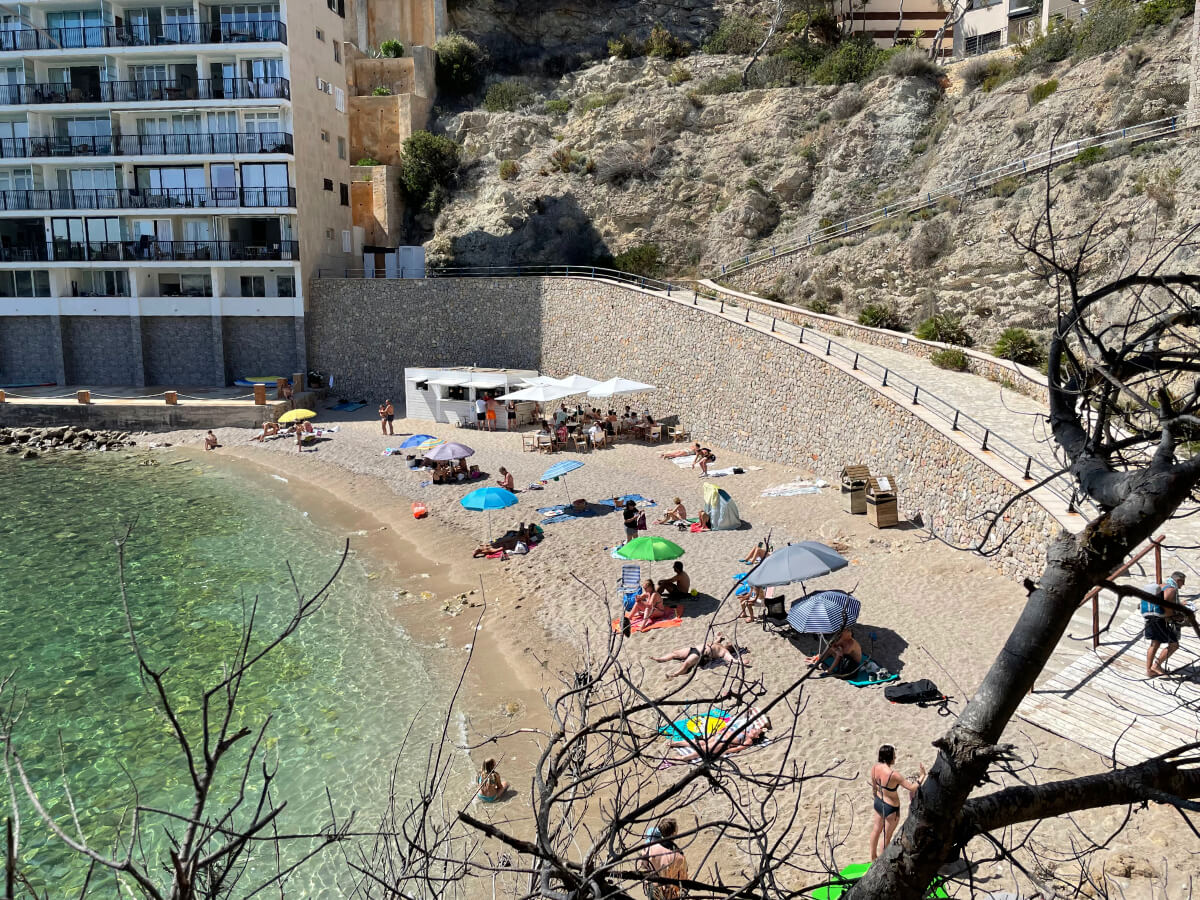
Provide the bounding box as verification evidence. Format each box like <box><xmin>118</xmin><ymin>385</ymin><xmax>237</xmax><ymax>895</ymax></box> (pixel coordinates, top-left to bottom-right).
<box><xmin>404</xmin><ymin>367</ymin><xmax>540</xmax><ymax>428</ymax></box>
<box><xmin>840</xmin><ymin>465</ymin><xmax>872</xmax><ymax>515</ymax></box>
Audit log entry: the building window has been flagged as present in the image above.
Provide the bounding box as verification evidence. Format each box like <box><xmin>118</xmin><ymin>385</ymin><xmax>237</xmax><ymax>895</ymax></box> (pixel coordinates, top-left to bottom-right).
<box><xmin>339</xmin><ymin>183</ymin><xmax>349</xmax><ymax>205</ymax></box>
<box><xmin>323</xmin><ymin>178</ymin><xmax>333</xmax><ymax>191</ymax></box>
<box><xmin>334</xmin><ymin>87</ymin><xmax>345</xmax><ymax>113</ymax></box>
<box><xmin>240</xmin><ymin>275</ymin><xmax>266</xmax><ymax>297</ymax></box>
<box><xmin>341</xmin><ymin>229</ymin><xmax>351</xmax><ymax>253</ymax></box>
<box><xmin>327</xmin><ymin>0</ymin><xmax>345</xmax><ymax>18</ymax></box>
<box><xmin>333</xmin><ymin>42</ymin><xmax>341</xmax><ymax>62</ymax></box>
<box><xmin>0</xmin><ymin>270</ymin><xmax>51</xmax><ymax>298</ymax></box>
<box><xmin>337</xmin><ymin>136</ymin><xmax>346</xmax><ymax>159</ymax></box>
<box><xmin>964</xmin><ymin>30</ymin><xmax>1003</xmax><ymax>54</ymax></box>
<box><xmin>315</xmin><ymin>27</ymin><xmax>324</xmax><ymax>40</ymax></box>
<box><xmin>325</xmin><ymin>227</ymin><xmax>334</xmax><ymax>239</ymax></box>
<box><xmin>316</xmin><ymin>77</ymin><xmax>332</xmax><ymax>94</ymax></box>
<box><xmin>277</xmin><ymin>274</ymin><xmax>295</xmax><ymax>296</ymax></box>
<box><xmin>320</xmin><ymin>129</ymin><xmax>329</xmax><ymax>142</ymax></box>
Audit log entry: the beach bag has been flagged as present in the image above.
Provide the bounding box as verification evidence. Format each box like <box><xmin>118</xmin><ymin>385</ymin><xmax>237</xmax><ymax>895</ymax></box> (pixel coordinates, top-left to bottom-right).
<box><xmin>636</xmin><ymin>513</ymin><xmax>648</xmax><ymax>531</ymax></box>
<box><xmin>1140</xmin><ymin>582</ymin><xmax>1166</xmax><ymax>617</ymax></box>
<box><xmin>884</xmin><ymin>679</ymin><xmax>945</xmax><ymax>705</ymax></box>
<box><xmin>512</xmin><ymin>541</ymin><xmax>529</xmax><ymax>555</ymax></box>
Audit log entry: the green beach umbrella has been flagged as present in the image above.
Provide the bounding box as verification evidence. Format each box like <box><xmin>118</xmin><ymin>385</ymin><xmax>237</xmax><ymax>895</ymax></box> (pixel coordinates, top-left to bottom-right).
<box><xmin>617</xmin><ymin>535</ymin><xmax>684</xmax><ymax>579</ymax></box>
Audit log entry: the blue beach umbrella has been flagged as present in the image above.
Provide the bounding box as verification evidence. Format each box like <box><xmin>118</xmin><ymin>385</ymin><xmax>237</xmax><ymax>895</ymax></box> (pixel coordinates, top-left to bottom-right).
<box><xmin>461</xmin><ymin>486</ymin><xmax>519</xmax><ymax>541</ymax></box>
<box><xmin>400</xmin><ymin>434</ymin><xmax>441</xmax><ymax>449</ymax></box>
<box><xmin>786</xmin><ymin>590</ymin><xmax>860</xmax><ymax>636</ymax></box>
<box><xmin>542</xmin><ymin>459</ymin><xmax>583</xmax><ymax>499</ymax></box>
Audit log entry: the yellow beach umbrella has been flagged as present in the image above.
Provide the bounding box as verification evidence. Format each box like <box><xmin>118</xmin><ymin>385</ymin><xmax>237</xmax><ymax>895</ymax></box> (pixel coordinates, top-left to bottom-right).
<box><xmin>278</xmin><ymin>408</ymin><xmax>317</xmax><ymax>424</ymax></box>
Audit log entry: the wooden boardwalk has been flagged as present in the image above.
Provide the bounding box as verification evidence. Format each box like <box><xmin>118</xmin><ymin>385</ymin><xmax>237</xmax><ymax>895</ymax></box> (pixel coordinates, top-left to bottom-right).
<box><xmin>1017</xmin><ymin>611</ymin><xmax>1200</xmax><ymax>766</ymax></box>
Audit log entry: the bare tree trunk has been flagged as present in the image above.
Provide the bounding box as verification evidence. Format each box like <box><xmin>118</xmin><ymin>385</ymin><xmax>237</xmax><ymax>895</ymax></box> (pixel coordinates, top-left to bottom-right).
<box><xmin>893</xmin><ymin>0</ymin><xmax>905</xmax><ymax>45</ymax></box>
<box><xmin>742</xmin><ymin>0</ymin><xmax>785</xmax><ymax>87</ymax></box>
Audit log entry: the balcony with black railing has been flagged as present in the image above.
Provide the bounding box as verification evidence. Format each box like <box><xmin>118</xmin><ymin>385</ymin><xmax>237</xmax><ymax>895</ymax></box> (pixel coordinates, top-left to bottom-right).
<box><xmin>0</xmin><ymin>186</ymin><xmax>296</xmax><ymax>211</ymax></box>
<box><xmin>0</xmin><ymin>131</ymin><xmax>294</xmax><ymax>159</ymax></box>
<box><xmin>0</xmin><ymin>20</ymin><xmax>287</xmax><ymax>52</ymax></box>
<box><xmin>0</xmin><ymin>239</ymin><xmax>298</xmax><ymax>262</ymax></box>
<box><xmin>0</xmin><ymin>76</ymin><xmax>290</xmax><ymax>106</ymax></box>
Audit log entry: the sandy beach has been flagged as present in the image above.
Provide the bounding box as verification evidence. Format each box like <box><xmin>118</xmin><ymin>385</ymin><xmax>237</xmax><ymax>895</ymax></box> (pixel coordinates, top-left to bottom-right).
<box><xmin>146</xmin><ymin>410</ymin><xmax>1197</xmax><ymax>897</ymax></box>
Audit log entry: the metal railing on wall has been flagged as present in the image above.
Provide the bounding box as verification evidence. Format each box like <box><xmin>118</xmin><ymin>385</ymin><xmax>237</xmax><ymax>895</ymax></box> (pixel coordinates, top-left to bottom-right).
<box><xmin>315</xmin><ymin>264</ymin><xmax>1092</xmax><ymax>519</ymax></box>
<box><xmin>714</xmin><ymin>115</ymin><xmax>1192</xmax><ymax>279</ymax></box>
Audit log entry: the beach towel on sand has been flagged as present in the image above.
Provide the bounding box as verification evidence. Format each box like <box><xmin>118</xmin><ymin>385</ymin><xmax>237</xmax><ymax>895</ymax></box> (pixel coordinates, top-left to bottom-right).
<box><xmin>657</xmin><ymin>709</ymin><xmax>730</xmax><ymax>740</ymax></box>
<box><xmin>610</xmin><ymin>609</ymin><xmax>683</xmax><ymax>633</ymax></box>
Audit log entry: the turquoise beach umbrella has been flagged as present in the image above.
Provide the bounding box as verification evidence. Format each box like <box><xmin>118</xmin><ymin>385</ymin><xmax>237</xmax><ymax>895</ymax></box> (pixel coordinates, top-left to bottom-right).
<box><xmin>461</xmin><ymin>486</ymin><xmax>519</xmax><ymax>541</ymax></box>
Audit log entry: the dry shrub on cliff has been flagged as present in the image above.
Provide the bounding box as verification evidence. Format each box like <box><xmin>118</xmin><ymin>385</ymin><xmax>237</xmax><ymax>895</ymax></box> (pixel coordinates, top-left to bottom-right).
<box><xmin>909</xmin><ymin>219</ymin><xmax>951</xmax><ymax>268</ymax></box>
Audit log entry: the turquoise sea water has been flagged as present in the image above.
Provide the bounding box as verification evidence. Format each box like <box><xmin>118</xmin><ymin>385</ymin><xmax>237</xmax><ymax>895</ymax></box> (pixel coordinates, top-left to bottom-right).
<box><xmin>0</xmin><ymin>449</ymin><xmax>438</xmax><ymax>895</ymax></box>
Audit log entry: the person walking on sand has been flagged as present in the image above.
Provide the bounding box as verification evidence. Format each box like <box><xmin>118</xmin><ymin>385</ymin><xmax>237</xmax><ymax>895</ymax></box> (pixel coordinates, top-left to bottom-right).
<box><xmin>485</xmin><ymin>394</ymin><xmax>498</xmax><ymax>432</ymax></box>
<box><xmin>379</xmin><ymin>399</ymin><xmax>394</xmax><ymax>435</ymax></box>
<box><xmin>639</xmin><ymin>818</ymin><xmax>687</xmax><ymax>900</ymax></box>
<box><xmin>1144</xmin><ymin>571</ymin><xmax>1188</xmax><ymax>677</ymax></box>
<box><xmin>868</xmin><ymin>744</ymin><xmax>925</xmax><ymax>861</ymax></box>
<box><xmin>476</xmin><ymin>757</ymin><xmax>509</xmax><ymax>803</ymax></box>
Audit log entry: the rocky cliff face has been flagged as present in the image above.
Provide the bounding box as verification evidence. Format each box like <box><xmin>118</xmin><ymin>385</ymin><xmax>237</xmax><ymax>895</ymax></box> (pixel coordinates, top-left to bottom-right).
<box><xmin>427</xmin><ymin>20</ymin><xmax>1197</xmax><ymax>343</ymax></box>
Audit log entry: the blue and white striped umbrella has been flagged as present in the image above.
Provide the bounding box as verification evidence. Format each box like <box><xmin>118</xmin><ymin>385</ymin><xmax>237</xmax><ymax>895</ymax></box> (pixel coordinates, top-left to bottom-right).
<box><xmin>786</xmin><ymin>590</ymin><xmax>860</xmax><ymax>635</ymax></box>
<box><xmin>542</xmin><ymin>459</ymin><xmax>584</xmax><ymax>500</ymax></box>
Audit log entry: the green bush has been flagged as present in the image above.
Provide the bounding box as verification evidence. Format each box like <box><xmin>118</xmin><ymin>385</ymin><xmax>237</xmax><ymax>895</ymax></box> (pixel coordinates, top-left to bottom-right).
<box><xmin>858</xmin><ymin>303</ymin><xmax>907</xmax><ymax>331</ymax></box>
<box><xmin>646</xmin><ymin>23</ymin><xmax>688</xmax><ymax>58</ymax></box>
<box><xmin>1014</xmin><ymin>22</ymin><xmax>1074</xmax><ymax>73</ymax></box>
<box><xmin>812</xmin><ymin>36</ymin><xmax>887</xmax><ymax>85</ymax></box>
<box><xmin>1138</xmin><ymin>0</ymin><xmax>1193</xmax><ymax>26</ymax></box>
<box><xmin>398</xmin><ymin>131</ymin><xmax>460</xmax><ymax>215</ymax></box>
<box><xmin>702</xmin><ymin>14</ymin><xmax>764</xmax><ymax>53</ymax></box>
<box><xmin>915</xmin><ymin>313</ymin><xmax>974</xmax><ymax>347</ymax></box>
<box><xmin>484</xmin><ymin>80</ymin><xmax>533</xmax><ymax>112</ymax></box>
<box><xmin>608</xmin><ymin>34</ymin><xmax>641</xmax><ymax>59</ymax></box>
<box><xmin>372</xmin><ymin>85</ymin><xmax>392</xmax><ymax>96</ymax></box>
<box><xmin>354</xmin><ymin>156</ymin><xmax>380</xmax><ymax>166</ymax></box>
<box><xmin>930</xmin><ymin>348</ymin><xmax>969</xmax><ymax>371</ymax></box>
<box><xmin>695</xmin><ymin>72</ymin><xmax>743</xmax><ymax>95</ymax></box>
<box><xmin>887</xmin><ymin>48</ymin><xmax>943</xmax><ymax>79</ymax></box>
<box><xmin>962</xmin><ymin>55</ymin><xmax>1012</xmax><ymax>92</ymax></box>
<box><xmin>379</xmin><ymin>39</ymin><xmax>403</xmax><ymax>58</ymax></box>
<box><xmin>613</xmin><ymin>243</ymin><xmax>662</xmax><ymax>277</ymax></box>
<box><xmin>668</xmin><ymin>63</ymin><xmax>693</xmax><ymax>85</ymax></box>
<box><xmin>1073</xmin><ymin>0</ymin><xmax>1139</xmax><ymax>58</ymax></box>
<box><xmin>544</xmin><ymin>98</ymin><xmax>570</xmax><ymax>115</ymax></box>
<box><xmin>498</xmin><ymin>159</ymin><xmax>519</xmax><ymax>180</ymax></box>
<box><xmin>434</xmin><ymin>33</ymin><xmax>486</xmax><ymax>96</ymax></box>
<box><xmin>1073</xmin><ymin>145</ymin><xmax>1106</xmax><ymax>168</ymax></box>
<box><xmin>577</xmin><ymin>91</ymin><xmax>622</xmax><ymax>112</ymax></box>
<box><xmin>991</xmin><ymin>327</ymin><xmax>1044</xmax><ymax>366</ymax></box>
<box><xmin>990</xmin><ymin>176</ymin><xmax>1021</xmax><ymax>198</ymax></box>
<box><xmin>1028</xmin><ymin>78</ymin><xmax>1059</xmax><ymax>105</ymax></box>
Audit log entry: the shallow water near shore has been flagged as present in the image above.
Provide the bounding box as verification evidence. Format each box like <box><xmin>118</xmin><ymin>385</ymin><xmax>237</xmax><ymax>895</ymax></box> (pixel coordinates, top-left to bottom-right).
<box><xmin>0</xmin><ymin>448</ymin><xmax>442</xmax><ymax>894</ymax></box>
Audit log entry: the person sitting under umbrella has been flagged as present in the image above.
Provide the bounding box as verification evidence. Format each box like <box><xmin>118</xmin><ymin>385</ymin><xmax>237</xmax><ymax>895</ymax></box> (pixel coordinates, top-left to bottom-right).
<box><xmin>653</xmin><ymin>633</ymin><xmax>747</xmax><ymax>679</ymax></box>
<box><xmin>657</xmin><ymin>561</ymin><xmax>691</xmax><ymax>601</ymax></box>
<box><xmin>629</xmin><ymin>580</ymin><xmax>668</xmax><ymax>627</ymax></box>
<box><xmin>807</xmin><ymin>627</ymin><xmax>863</xmax><ymax>676</ymax></box>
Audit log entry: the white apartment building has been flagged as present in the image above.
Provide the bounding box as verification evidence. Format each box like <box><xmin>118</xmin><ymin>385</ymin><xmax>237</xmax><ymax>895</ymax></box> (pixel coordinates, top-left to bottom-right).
<box><xmin>0</xmin><ymin>0</ymin><xmax>356</xmax><ymax>386</ymax></box>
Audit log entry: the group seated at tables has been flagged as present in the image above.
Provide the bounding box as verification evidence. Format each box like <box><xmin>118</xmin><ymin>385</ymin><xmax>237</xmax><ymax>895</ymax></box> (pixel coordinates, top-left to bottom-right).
<box><xmin>410</xmin><ymin>456</ymin><xmax>481</xmax><ymax>484</ymax></box>
<box><xmin>541</xmin><ymin>403</ymin><xmax>667</xmax><ymax>445</ymax></box>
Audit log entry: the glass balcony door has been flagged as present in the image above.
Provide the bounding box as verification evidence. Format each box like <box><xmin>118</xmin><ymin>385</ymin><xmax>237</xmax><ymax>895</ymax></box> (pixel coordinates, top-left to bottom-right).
<box><xmin>136</xmin><ymin>165</ymin><xmax>205</xmax><ymax>206</ymax></box>
<box><xmin>46</xmin><ymin>10</ymin><xmax>104</xmax><ymax>49</ymax></box>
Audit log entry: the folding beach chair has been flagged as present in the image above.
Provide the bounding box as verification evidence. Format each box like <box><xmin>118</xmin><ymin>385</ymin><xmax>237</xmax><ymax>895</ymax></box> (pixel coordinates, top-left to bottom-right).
<box><xmin>619</xmin><ymin>564</ymin><xmax>642</xmax><ymax>610</ymax></box>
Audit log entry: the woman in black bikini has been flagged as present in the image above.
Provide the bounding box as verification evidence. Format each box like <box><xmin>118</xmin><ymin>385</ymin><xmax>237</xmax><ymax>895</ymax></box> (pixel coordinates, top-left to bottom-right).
<box><xmin>868</xmin><ymin>744</ymin><xmax>925</xmax><ymax>860</ymax></box>
<box><xmin>652</xmin><ymin>634</ymin><xmax>748</xmax><ymax>679</ymax></box>
<box><xmin>506</xmin><ymin>399</ymin><xmax>517</xmax><ymax>430</ymax></box>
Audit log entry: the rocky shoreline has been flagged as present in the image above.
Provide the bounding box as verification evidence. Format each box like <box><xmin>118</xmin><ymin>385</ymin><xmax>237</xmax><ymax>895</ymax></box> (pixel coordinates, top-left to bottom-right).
<box><xmin>0</xmin><ymin>426</ymin><xmax>135</xmax><ymax>458</ymax></box>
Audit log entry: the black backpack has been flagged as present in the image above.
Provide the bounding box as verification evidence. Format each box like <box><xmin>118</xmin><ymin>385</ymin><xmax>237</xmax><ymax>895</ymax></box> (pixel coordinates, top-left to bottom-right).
<box><xmin>884</xmin><ymin>679</ymin><xmax>946</xmax><ymax>706</ymax></box>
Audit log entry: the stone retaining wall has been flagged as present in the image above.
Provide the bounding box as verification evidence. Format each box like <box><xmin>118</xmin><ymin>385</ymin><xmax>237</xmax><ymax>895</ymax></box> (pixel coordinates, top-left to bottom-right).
<box><xmin>308</xmin><ymin>275</ymin><xmax>1063</xmax><ymax>577</ymax></box>
<box><xmin>703</xmin><ymin>279</ymin><xmax>1049</xmax><ymax>404</ymax></box>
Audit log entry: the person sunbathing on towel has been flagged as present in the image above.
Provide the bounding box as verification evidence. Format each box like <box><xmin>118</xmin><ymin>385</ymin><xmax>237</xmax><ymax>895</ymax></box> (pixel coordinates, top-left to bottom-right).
<box><xmin>741</xmin><ymin>542</ymin><xmax>767</xmax><ymax>565</ymax></box>
<box><xmin>629</xmin><ymin>580</ymin><xmax>669</xmax><ymax>627</ymax></box>
<box><xmin>668</xmin><ymin>717</ymin><xmax>771</xmax><ymax>761</ymax></box>
<box><xmin>655</xmin><ymin>498</ymin><xmax>688</xmax><ymax>525</ymax></box>
<box><xmin>252</xmin><ymin>421</ymin><xmax>280</xmax><ymax>442</ymax></box>
<box><xmin>806</xmin><ymin>628</ymin><xmax>863</xmax><ymax>676</ymax></box>
<box><xmin>659</xmin><ymin>442</ymin><xmax>701</xmax><ymax>460</ymax></box>
<box><xmin>653</xmin><ymin>633</ymin><xmax>747</xmax><ymax>678</ymax></box>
